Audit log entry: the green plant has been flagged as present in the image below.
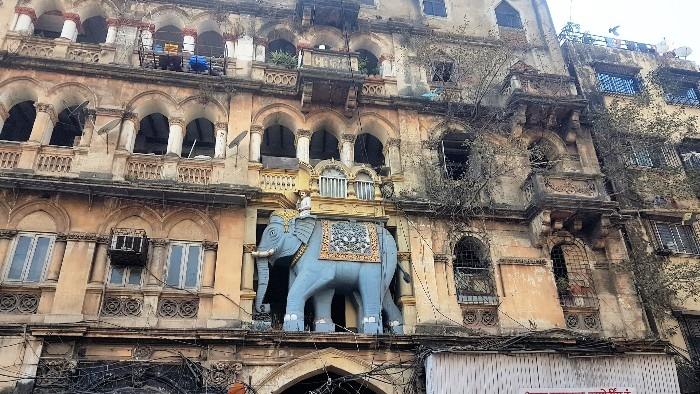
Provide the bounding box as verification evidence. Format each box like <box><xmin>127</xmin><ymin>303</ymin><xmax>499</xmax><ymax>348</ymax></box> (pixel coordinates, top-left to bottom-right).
<box><xmin>268</xmin><ymin>50</ymin><xmax>297</xmax><ymax>69</ymax></box>
<box><xmin>358</xmin><ymin>56</ymin><xmax>380</xmax><ymax>76</ymax></box>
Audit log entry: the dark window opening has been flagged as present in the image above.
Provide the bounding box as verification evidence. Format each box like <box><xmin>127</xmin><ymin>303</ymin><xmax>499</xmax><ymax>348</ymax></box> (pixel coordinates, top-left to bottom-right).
<box><xmin>358</xmin><ymin>49</ymin><xmax>380</xmax><ymax>76</ymax></box>
<box><xmin>0</xmin><ymin>101</ymin><xmax>36</xmax><ymax>142</ymax></box>
<box><xmin>49</xmin><ymin>105</ymin><xmax>87</xmax><ymax>147</ymax></box>
<box><xmin>267</xmin><ymin>39</ymin><xmax>297</xmax><ymax>58</ymax></box>
<box><xmin>529</xmin><ymin>141</ymin><xmax>556</xmax><ymax>171</ymax></box>
<box><xmin>597</xmin><ymin>72</ymin><xmax>640</xmax><ymax>95</ymax></box>
<box><xmin>134</xmin><ymin>113</ymin><xmax>169</xmax><ymax>155</ymax></box>
<box><xmin>354</xmin><ymin>133</ymin><xmax>384</xmax><ymax>169</ymax></box>
<box><xmin>440</xmin><ymin>132</ymin><xmax>470</xmax><ymax>179</ymax></box>
<box><xmin>280</xmin><ymin>372</ymin><xmax>377</xmax><ymax>394</ymax></box>
<box><xmin>261</xmin><ymin>125</ymin><xmax>296</xmax><ymax>158</ymax></box>
<box><xmin>551</xmin><ymin>243</ymin><xmax>597</xmax><ymax>308</ymax></box>
<box><xmin>664</xmin><ymin>81</ymin><xmax>700</xmax><ymax>106</ymax></box>
<box><xmin>77</xmin><ymin>16</ymin><xmax>107</xmax><ymax>44</ymax></box>
<box><xmin>551</xmin><ymin>245</ymin><xmax>570</xmax><ymax>296</ymax></box>
<box><xmin>495</xmin><ymin>2</ymin><xmax>523</xmax><ymax>29</ymax></box>
<box><xmin>422</xmin><ymin>0</ymin><xmax>447</xmax><ymax>17</ymax></box>
<box><xmin>432</xmin><ymin>61</ymin><xmax>454</xmax><ymax>83</ymax></box>
<box><xmin>453</xmin><ymin>237</ymin><xmax>496</xmax><ymax>304</ymax></box>
<box><xmin>330</xmin><ymin>294</ymin><xmax>346</xmax><ymax>332</ymax></box>
<box><xmin>33</xmin><ymin>13</ymin><xmax>63</xmax><ymax>39</ymax></box>
<box><xmin>310</xmin><ymin>130</ymin><xmax>340</xmax><ymax>162</ymax></box>
<box><xmin>182</xmin><ymin>118</ymin><xmax>215</xmax><ymax>158</ymax></box>
<box><xmin>152</xmin><ymin>25</ymin><xmax>183</xmax><ymax>52</ymax></box>
<box><xmin>196</xmin><ymin>31</ymin><xmax>225</xmax><ymax>57</ymax></box>
<box><xmin>679</xmin><ymin>143</ymin><xmax>700</xmax><ymax>170</ymax></box>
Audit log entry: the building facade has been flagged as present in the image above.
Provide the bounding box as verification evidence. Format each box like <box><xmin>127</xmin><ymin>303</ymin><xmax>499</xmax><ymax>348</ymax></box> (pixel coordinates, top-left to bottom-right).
<box><xmin>0</xmin><ymin>0</ymin><xmax>687</xmax><ymax>392</ymax></box>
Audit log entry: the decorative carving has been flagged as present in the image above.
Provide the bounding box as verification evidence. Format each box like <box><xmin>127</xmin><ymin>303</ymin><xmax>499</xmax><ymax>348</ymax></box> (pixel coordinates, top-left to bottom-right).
<box><xmin>67</xmin><ymin>47</ymin><xmax>100</xmax><ymax>63</ymax></box>
<box><xmin>150</xmin><ymin>238</ymin><xmax>168</xmax><ymax>247</ymax></box>
<box><xmin>132</xmin><ymin>344</ymin><xmax>153</xmax><ymax>360</ymax></box>
<box><xmin>35</xmin><ymin>103</ymin><xmax>55</xmax><ymax>117</ymax></box>
<box><xmin>498</xmin><ymin>258</ymin><xmax>547</xmax><ymax>266</ymax></box>
<box><xmin>204</xmin><ymin>361</ymin><xmax>243</xmax><ymax>387</ymax></box>
<box><xmin>270</xmin><ymin>209</ymin><xmax>298</xmax><ymax>232</ymax></box>
<box><xmin>0</xmin><ymin>293</ymin><xmax>39</xmax><ymax>314</ymax></box>
<box><xmin>385</xmin><ymin>138</ymin><xmax>401</xmax><ymax>148</ymax></box>
<box><xmin>182</xmin><ymin>27</ymin><xmax>198</xmax><ymax>37</ymax></box>
<box><xmin>101</xmin><ymin>296</ymin><xmax>143</xmax><ymax>317</ymax></box>
<box><xmin>62</xmin><ymin>12</ymin><xmax>81</xmax><ymax>28</ymax></box>
<box><xmin>64</xmin><ymin>232</ymin><xmax>98</xmax><ymax>242</ymax></box>
<box><xmin>106</xmin><ymin>18</ymin><xmax>119</xmax><ymax>27</ymax></box>
<box><xmin>432</xmin><ymin>254</ymin><xmax>449</xmax><ymax>263</ymax></box>
<box><xmin>14</xmin><ymin>6</ymin><xmax>37</xmax><ymax>22</ymax></box>
<box><xmin>36</xmin><ymin>150</ymin><xmax>73</xmax><ymax>174</ymax></box>
<box><xmin>461</xmin><ymin>307</ymin><xmax>499</xmax><ymax>328</ymax></box>
<box><xmin>243</xmin><ymin>243</ymin><xmax>256</xmax><ymax>253</ymax></box>
<box><xmin>250</xmin><ymin>125</ymin><xmax>264</xmax><ymax>135</ymax></box>
<box><xmin>36</xmin><ymin>359</ymin><xmax>77</xmax><ymax>387</ymax></box>
<box><xmin>169</xmin><ymin>118</ymin><xmax>186</xmax><ymax>128</ymax></box>
<box><xmin>265</xmin><ymin>69</ymin><xmax>298</xmax><ymax>87</ymax></box>
<box><xmin>463</xmin><ymin>310</ymin><xmax>477</xmax><ymax>325</ymax></box>
<box><xmin>296</xmin><ymin>129</ymin><xmax>312</xmax><ymax>139</ymax></box>
<box><xmin>564</xmin><ymin>310</ymin><xmax>600</xmax><ymax>331</ymax></box>
<box><xmin>362</xmin><ymin>81</ymin><xmax>386</xmax><ymax>96</ymax></box>
<box><xmin>157</xmin><ymin>298</ymin><xmax>199</xmax><ymax>318</ymax></box>
<box><xmin>0</xmin><ymin>229</ymin><xmax>18</xmax><ymax>239</ymax></box>
<box><xmin>397</xmin><ymin>251</ymin><xmax>411</xmax><ymax>262</ymax></box>
<box><xmin>544</xmin><ymin>177</ymin><xmax>597</xmax><ymax>197</ymax></box>
<box><xmin>202</xmin><ymin>241</ymin><xmax>218</xmax><ymax>251</ymax></box>
<box><xmin>319</xmin><ymin>220</ymin><xmax>380</xmax><ymax>263</ymax></box>
<box><xmin>214</xmin><ymin>122</ymin><xmax>227</xmax><ymax>130</ymax></box>
<box><xmin>177</xmin><ymin>162</ymin><xmax>212</xmax><ymax>185</ymax></box>
<box><xmin>341</xmin><ymin>134</ymin><xmax>357</xmax><ymax>143</ymax></box>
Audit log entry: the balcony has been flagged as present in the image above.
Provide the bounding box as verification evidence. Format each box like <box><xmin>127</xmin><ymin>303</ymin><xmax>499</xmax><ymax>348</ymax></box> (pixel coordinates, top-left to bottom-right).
<box><xmin>35</xmin><ymin>146</ymin><xmax>75</xmax><ymax>176</ymax></box>
<box><xmin>522</xmin><ymin>172</ymin><xmax>613</xmax><ymax>212</ymax></box>
<box><xmin>297</xmin><ymin>0</ymin><xmax>360</xmax><ymax>29</ymax></box>
<box><xmin>4</xmin><ymin>32</ymin><xmax>116</xmax><ymax>64</ymax></box>
<box><xmin>125</xmin><ymin>154</ymin><xmax>218</xmax><ymax>185</ymax></box>
<box><xmin>252</xmin><ymin>63</ymin><xmax>299</xmax><ymax>91</ymax></box>
<box><xmin>299</xmin><ymin>48</ymin><xmax>364</xmax><ymax>111</ymax></box>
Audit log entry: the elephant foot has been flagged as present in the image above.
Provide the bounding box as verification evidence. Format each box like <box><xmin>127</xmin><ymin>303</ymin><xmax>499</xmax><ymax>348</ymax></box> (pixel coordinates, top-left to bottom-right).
<box><xmin>389</xmin><ymin>320</ymin><xmax>403</xmax><ymax>335</ymax></box>
<box><xmin>314</xmin><ymin>318</ymin><xmax>335</xmax><ymax>333</ymax></box>
<box><xmin>283</xmin><ymin>313</ymin><xmax>304</xmax><ymax>332</ymax></box>
<box><xmin>361</xmin><ymin>316</ymin><xmax>382</xmax><ymax>335</ymax></box>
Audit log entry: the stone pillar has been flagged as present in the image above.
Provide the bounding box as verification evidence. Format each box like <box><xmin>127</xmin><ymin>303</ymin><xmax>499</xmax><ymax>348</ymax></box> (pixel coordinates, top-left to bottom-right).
<box><xmin>79</xmin><ymin>110</ymin><xmax>96</xmax><ymax>147</ymax></box>
<box><xmin>139</xmin><ymin>24</ymin><xmax>154</xmax><ymax>48</ymax></box>
<box><xmin>202</xmin><ymin>241</ymin><xmax>218</xmax><ymax>289</ymax></box>
<box><xmin>223</xmin><ymin>33</ymin><xmax>237</xmax><ymax>58</ymax></box>
<box><xmin>147</xmin><ymin>239</ymin><xmax>167</xmax><ymax>286</ymax></box>
<box><xmin>105</xmin><ymin>19</ymin><xmax>118</xmax><ymax>45</ymax></box>
<box><xmin>166</xmin><ymin>118</ymin><xmax>185</xmax><ymax>156</ymax></box>
<box><xmin>380</xmin><ymin>54</ymin><xmax>394</xmax><ymax>77</ymax></box>
<box><xmin>88</xmin><ymin>236</ymin><xmax>109</xmax><ymax>284</ymax></box>
<box><xmin>385</xmin><ymin>138</ymin><xmax>402</xmax><ymax>175</ymax></box>
<box><xmin>241</xmin><ymin>207</ymin><xmax>258</xmax><ymax>318</ymax></box>
<box><xmin>296</xmin><ymin>129</ymin><xmax>311</xmax><ymax>164</ymax></box>
<box><xmin>182</xmin><ymin>27</ymin><xmax>197</xmax><ymax>53</ymax></box>
<box><xmin>340</xmin><ymin>134</ymin><xmax>356</xmax><ymax>167</ymax></box>
<box><xmin>46</xmin><ymin>234</ymin><xmax>68</xmax><ymax>282</ymax></box>
<box><xmin>60</xmin><ymin>13</ymin><xmax>80</xmax><ymax>41</ymax></box>
<box><xmin>234</xmin><ymin>35</ymin><xmax>254</xmax><ymax>61</ymax></box>
<box><xmin>249</xmin><ymin>125</ymin><xmax>263</xmax><ymax>162</ymax></box>
<box><xmin>0</xmin><ymin>104</ymin><xmax>8</xmax><ymax>133</ymax></box>
<box><xmin>0</xmin><ymin>230</ymin><xmax>18</xmax><ymax>275</ymax></box>
<box><xmin>214</xmin><ymin>122</ymin><xmax>228</xmax><ymax>159</ymax></box>
<box><xmin>118</xmin><ymin>112</ymin><xmax>138</xmax><ymax>152</ymax></box>
<box><xmin>14</xmin><ymin>7</ymin><xmax>36</xmax><ymax>34</ymax></box>
<box><xmin>253</xmin><ymin>37</ymin><xmax>267</xmax><ymax>62</ymax></box>
<box><xmin>29</xmin><ymin>103</ymin><xmax>56</xmax><ymax>145</ymax></box>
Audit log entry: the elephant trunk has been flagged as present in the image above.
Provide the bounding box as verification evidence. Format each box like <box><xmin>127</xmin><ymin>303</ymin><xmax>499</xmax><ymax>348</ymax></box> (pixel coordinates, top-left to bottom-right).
<box><xmin>251</xmin><ymin>248</ymin><xmax>275</xmax><ymax>258</ymax></box>
<box><xmin>254</xmin><ymin>258</ymin><xmax>271</xmax><ymax>314</ymax></box>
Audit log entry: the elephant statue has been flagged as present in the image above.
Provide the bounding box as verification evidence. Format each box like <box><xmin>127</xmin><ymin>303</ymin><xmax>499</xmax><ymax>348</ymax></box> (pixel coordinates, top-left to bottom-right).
<box><xmin>252</xmin><ymin>210</ymin><xmax>403</xmax><ymax>334</ymax></box>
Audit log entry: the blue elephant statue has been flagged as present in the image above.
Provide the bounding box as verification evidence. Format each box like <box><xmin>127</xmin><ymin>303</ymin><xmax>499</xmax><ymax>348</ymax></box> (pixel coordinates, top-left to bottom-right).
<box><xmin>252</xmin><ymin>210</ymin><xmax>403</xmax><ymax>334</ymax></box>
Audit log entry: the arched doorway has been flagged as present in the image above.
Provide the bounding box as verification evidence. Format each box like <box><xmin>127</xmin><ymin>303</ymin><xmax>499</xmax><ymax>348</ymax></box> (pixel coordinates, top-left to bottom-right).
<box><xmin>0</xmin><ymin>101</ymin><xmax>36</xmax><ymax>142</ymax></box>
<box><xmin>280</xmin><ymin>371</ymin><xmax>378</xmax><ymax>394</ymax></box>
<box><xmin>183</xmin><ymin>118</ymin><xmax>215</xmax><ymax>158</ymax></box>
<box><xmin>310</xmin><ymin>130</ymin><xmax>340</xmax><ymax>162</ymax></box>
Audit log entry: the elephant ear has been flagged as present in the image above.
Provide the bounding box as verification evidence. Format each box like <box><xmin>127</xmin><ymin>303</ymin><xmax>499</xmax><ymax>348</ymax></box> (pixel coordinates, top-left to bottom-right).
<box><xmin>293</xmin><ymin>217</ymin><xmax>316</xmax><ymax>244</ymax></box>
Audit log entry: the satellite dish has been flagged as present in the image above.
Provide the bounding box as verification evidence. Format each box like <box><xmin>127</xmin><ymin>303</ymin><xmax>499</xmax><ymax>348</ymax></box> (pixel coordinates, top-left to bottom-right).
<box><xmin>96</xmin><ymin>118</ymin><xmax>121</xmax><ymax>135</ymax></box>
<box><xmin>228</xmin><ymin>130</ymin><xmax>248</xmax><ymax>149</ymax></box>
<box><xmin>656</xmin><ymin>40</ymin><xmax>670</xmax><ymax>54</ymax></box>
<box><xmin>674</xmin><ymin>47</ymin><xmax>693</xmax><ymax>59</ymax></box>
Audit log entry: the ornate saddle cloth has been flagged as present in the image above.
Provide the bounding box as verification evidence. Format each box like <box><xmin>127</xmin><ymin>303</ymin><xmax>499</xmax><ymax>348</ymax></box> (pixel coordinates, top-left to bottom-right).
<box><xmin>319</xmin><ymin>220</ymin><xmax>380</xmax><ymax>263</ymax></box>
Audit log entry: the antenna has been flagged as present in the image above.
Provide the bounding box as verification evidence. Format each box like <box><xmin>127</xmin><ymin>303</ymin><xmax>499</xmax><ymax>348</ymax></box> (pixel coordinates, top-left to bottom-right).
<box><xmin>674</xmin><ymin>46</ymin><xmax>693</xmax><ymax>59</ymax></box>
<box><xmin>228</xmin><ymin>130</ymin><xmax>249</xmax><ymax>166</ymax></box>
<box><xmin>96</xmin><ymin>118</ymin><xmax>121</xmax><ymax>154</ymax></box>
<box><xmin>187</xmin><ymin>139</ymin><xmax>197</xmax><ymax>158</ymax></box>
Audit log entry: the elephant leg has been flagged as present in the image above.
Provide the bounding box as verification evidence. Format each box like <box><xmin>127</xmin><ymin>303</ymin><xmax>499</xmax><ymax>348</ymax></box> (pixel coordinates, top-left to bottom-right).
<box><xmin>284</xmin><ymin>270</ymin><xmax>331</xmax><ymax>332</ymax></box>
<box><xmin>382</xmin><ymin>290</ymin><xmax>404</xmax><ymax>334</ymax></box>
<box><xmin>313</xmin><ymin>288</ymin><xmax>335</xmax><ymax>332</ymax></box>
<box><xmin>358</xmin><ymin>278</ymin><xmax>382</xmax><ymax>334</ymax></box>
<box><xmin>351</xmin><ymin>291</ymin><xmax>364</xmax><ymax>330</ymax></box>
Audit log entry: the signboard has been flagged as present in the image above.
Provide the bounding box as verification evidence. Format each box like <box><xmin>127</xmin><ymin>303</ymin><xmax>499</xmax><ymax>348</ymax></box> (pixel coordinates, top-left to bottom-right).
<box><xmin>519</xmin><ymin>389</ymin><xmax>635</xmax><ymax>394</ymax></box>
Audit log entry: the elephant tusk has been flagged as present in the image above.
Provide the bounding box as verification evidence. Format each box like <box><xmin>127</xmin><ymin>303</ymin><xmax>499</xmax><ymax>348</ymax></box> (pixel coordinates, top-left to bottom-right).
<box><xmin>251</xmin><ymin>248</ymin><xmax>275</xmax><ymax>258</ymax></box>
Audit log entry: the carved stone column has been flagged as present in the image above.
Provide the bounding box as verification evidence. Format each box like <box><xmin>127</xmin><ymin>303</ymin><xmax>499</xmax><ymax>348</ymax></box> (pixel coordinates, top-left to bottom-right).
<box><xmin>118</xmin><ymin>112</ymin><xmax>138</xmax><ymax>152</ymax></box>
<box><xmin>182</xmin><ymin>27</ymin><xmax>197</xmax><ymax>53</ymax></box>
<box><xmin>166</xmin><ymin>118</ymin><xmax>185</xmax><ymax>156</ymax></box>
<box><xmin>139</xmin><ymin>24</ymin><xmax>154</xmax><ymax>48</ymax></box>
<box><xmin>253</xmin><ymin>37</ymin><xmax>267</xmax><ymax>62</ymax></box>
<box><xmin>223</xmin><ymin>33</ymin><xmax>237</xmax><ymax>58</ymax></box>
<box><xmin>29</xmin><ymin>103</ymin><xmax>56</xmax><ymax>145</ymax></box>
<box><xmin>340</xmin><ymin>134</ymin><xmax>356</xmax><ymax>167</ymax></box>
<box><xmin>214</xmin><ymin>122</ymin><xmax>228</xmax><ymax>159</ymax></box>
<box><xmin>147</xmin><ymin>239</ymin><xmax>168</xmax><ymax>286</ymax></box>
<box><xmin>46</xmin><ymin>233</ymin><xmax>68</xmax><ymax>282</ymax></box>
<box><xmin>0</xmin><ymin>104</ymin><xmax>8</xmax><ymax>134</ymax></box>
<box><xmin>295</xmin><ymin>129</ymin><xmax>311</xmax><ymax>164</ymax></box>
<box><xmin>60</xmin><ymin>13</ymin><xmax>81</xmax><ymax>41</ymax></box>
<box><xmin>79</xmin><ymin>110</ymin><xmax>96</xmax><ymax>147</ymax></box>
<box><xmin>379</xmin><ymin>54</ymin><xmax>394</xmax><ymax>77</ymax></box>
<box><xmin>241</xmin><ymin>243</ymin><xmax>255</xmax><ymax>292</ymax></box>
<box><xmin>202</xmin><ymin>241</ymin><xmax>218</xmax><ymax>289</ymax></box>
<box><xmin>0</xmin><ymin>230</ymin><xmax>18</xmax><ymax>275</ymax></box>
<box><xmin>89</xmin><ymin>235</ymin><xmax>109</xmax><ymax>284</ymax></box>
<box><xmin>105</xmin><ymin>18</ymin><xmax>118</xmax><ymax>45</ymax></box>
<box><xmin>14</xmin><ymin>7</ymin><xmax>36</xmax><ymax>34</ymax></box>
<box><xmin>385</xmin><ymin>138</ymin><xmax>402</xmax><ymax>175</ymax></box>
<box><xmin>249</xmin><ymin>125</ymin><xmax>263</xmax><ymax>162</ymax></box>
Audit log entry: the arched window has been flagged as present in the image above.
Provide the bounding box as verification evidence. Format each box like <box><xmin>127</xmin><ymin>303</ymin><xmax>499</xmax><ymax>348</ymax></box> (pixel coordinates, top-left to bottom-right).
<box><xmin>134</xmin><ymin>113</ymin><xmax>169</xmax><ymax>155</ymax></box>
<box><xmin>354</xmin><ymin>172</ymin><xmax>374</xmax><ymax>201</ymax></box>
<box><xmin>267</xmin><ymin>39</ymin><xmax>298</xmax><ymax>68</ymax></box>
<box><xmin>183</xmin><ymin>118</ymin><xmax>215</xmax><ymax>158</ymax></box>
<box><xmin>495</xmin><ymin>2</ymin><xmax>523</xmax><ymax>29</ymax></box>
<box><xmin>33</xmin><ymin>11</ymin><xmax>63</xmax><ymax>39</ymax></box>
<box><xmin>440</xmin><ymin>132</ymin><xmax>470</xmax><ymax>180</ymax></box>
<box><xmin>49</xmin><ymin>105</ymin><xmax>87</xmax><ymax>147</ymax></box>
<box><xmin>310</xmin><ymin>130</ymin><xmax>340</xmax><ymax>162</ymax></box>
<box><xmin>77</xmin><ymin>16</ymin><xmax>107</xmax><ymax>44</ymax></box>
<box><xmin>0</xmin><ymin>101</ymin><xmax>36</xmax><ymax>142</ymax></box>
<box><xmin>528</xmin><ymin>140</ymin><xmax>557</xmax><ymax>171</ymax></box>
<box><xmin>354</xmin><ymin>133</ymin><xmax>384</xmax><ymax>169</ymax></box>
<box><xmin>357</xmin><ymin>49</ymin><xmax>380</xmax><ymax>76</ymax></box>
<box><xmin>196</xmin><ymin>31</ymin><xmax>225</xmax><ymax>57</ymax></box>
<box><xmin>319</xmin><ymin>168</ymin><xmax>347</xmax><ymax>198</ymax></box>
<box><xmin>261</xmin><ymin>125</ymin><xmax>296</xmax><ymax>159</ymax></box>
<box><xmin>153</xmin><ymin>25</ymin><xmax>183</xmax><ymax>51</ymax></box>
<box><xmin>551</xmin><ymin>243</ymin><xmax>597</xmax><ymax>308</ymax></box>
<box><xmin>453</xmin><ymin>237</ymin><xmax>496</xmax><ymax>304</ymax></box>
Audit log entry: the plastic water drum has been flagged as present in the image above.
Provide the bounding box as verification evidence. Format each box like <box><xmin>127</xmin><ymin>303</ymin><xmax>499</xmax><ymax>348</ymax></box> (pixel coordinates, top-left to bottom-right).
<box><xmin>189</xmin><ymin>55</ymin><xmax>209</xmax><ymax>72</ymax></box>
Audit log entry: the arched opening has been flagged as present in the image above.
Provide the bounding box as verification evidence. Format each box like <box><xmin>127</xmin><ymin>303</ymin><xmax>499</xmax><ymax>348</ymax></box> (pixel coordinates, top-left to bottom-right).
<box><xmin>354</xmin><ymin>133</ymin><xmax>384</xmax><ymax>168</ymax></box>
<box><xmin>310</xmin><ymin>130</ymin><xmax>340</xmax><ymax>162</ymax></box>
<box><xmin>77</xmin><ymin>15</ymin><xmax>107</xmax><ymax>44</ymax></box>
<box><xmin>550</xmin><ymin>243</ymin><xmax>597</xmax><ymax>308</ymax></box>
<box><xmin>0</xmin><ymin>101</ymin><xmax>36</xmax><ymax>142</ymax></box>
<box><xmin>440</xmin><ymin>132</ymin><xmax>470</xmax><ymax>179</ymax></box>
<box><xmin>134</xmin><ymin>113</ymin><xmax>169</xmax><ymax>155</ymax></box>
<box><xmin>355</xmin><ymin>171</ymin><xmax>374</xmax><ymax>201</ymax></box>
<box><xmin>357</xmin><ymin>49</ymin><xmax>380</xmax><ymax>76</ymax></box>
<box><xmin>267</xmin><ymin>39</ymin><xmax>298</xmax><ymax>68</ymax></box>
<box><xmin>453</xmin><ymin>237</ymin><xmax>495</xmax><ymax>304</ymax></box>
<box><xmin>496</xmin><ymin>1</ymin><xmax>523</xmax><ymax>29</ymax></box>
<box><xmin>261</xmin><ymin>125</ymin><xmax>296</xmax><ymax>158</ymax></box>
<box><xmin>319</xmin><ymin>168</ymin><xmax>347</xmax><ymax>198</ymax></box>
<box><xmin>49</xmin><ymin>105</ymin><xmax>87</xmax><ymax>147</ymax></box>
<box><xmin>33</xmin><ymin>11</ymin><xmax>63</xmax><ymax>39</ymax></box>
<box><xmin>280</xmin><ymin>371</ymin><xmax>378</xmax><ymax>394</ymax></box>
<box><xmin>528</xmin><ymin>140</ymin><xmax>557</xmax><ymax>171</ymax></box>
<box><xmin>153</xmin><ymin>25</ymin><xmax>183</xmax><ymax>51</ymax></box>
<box><xmin>196</xmin><ymin>31</ymin><xmax>225</xmax><ymax>57</ymax></box>
<box><xmin>182</xmin><ymin>118</ymin><xmax>215</xmax><ymax>158</ymax></box>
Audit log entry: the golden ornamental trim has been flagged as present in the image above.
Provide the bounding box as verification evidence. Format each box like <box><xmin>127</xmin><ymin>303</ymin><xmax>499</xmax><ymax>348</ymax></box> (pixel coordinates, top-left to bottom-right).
<box><xmin>270</xmin><ymin>209</ymin><xmax>298</xmax><ymax>232</ymax></box>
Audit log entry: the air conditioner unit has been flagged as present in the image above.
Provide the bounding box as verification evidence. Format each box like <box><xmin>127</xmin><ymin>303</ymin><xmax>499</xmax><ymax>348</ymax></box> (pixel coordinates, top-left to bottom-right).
<box><xmin>108</xmin><ymin>228</ymin><xmax>149</xmax><ymax>266</ymax></box>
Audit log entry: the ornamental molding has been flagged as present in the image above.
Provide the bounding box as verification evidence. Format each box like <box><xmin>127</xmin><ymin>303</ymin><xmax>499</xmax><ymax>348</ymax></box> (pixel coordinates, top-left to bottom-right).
<box><xmin>62</xmin><ymin>12</ymin><xmax>81</xmax><ymax>28</ymax></box>
<box><xmin>397</xmin><ymin>251</ymin><xmax>411</xmax><ymax>262</ymax></box>
<box><xmin>182</xmin><ymin>27</ymin><xmax>198</xmax><ymax>37</ymax></box>
<box><xmin>543</xmin><ymin>177</ymin><xmax>596</xmax><ymax>197</ymax></box>
<box><xmin>64</xmin><ymin>232</ymin><xmax>98</xmax><ymax>242</ymax></box>
<box><xmin>14</xmin><ymin>6</ymin><xmax>37</xmax><ymax>22</ymax></box>
<box><xmin>498</xmin><ymin>257</ymin><xmax>547</xmax><ymax>266</ymax></box>
<box><xmin>35</xmin><ymin>103</ymin><xmax>56</xmax><ymax>122</ymax></box>
<box><xmin>158</xmin><ymin>298</ymin><xmax>199</xmax><ymax>318</ymax></box>
<box><xmin>250</xmin><ymin>125</ymin><xmax>264</xmax><ymax>134</ymax></box>
<box><xmin>214</xmin><ymin>122</ymin><xmax>228</xmax><ymax>130</ymax></box>
<box><xmin>386</xmin><ymin>138</ymin><xmax>401</xmax><ymax>148</ymax></box>
<box><xmin>295</xmin><ymin>128</ymin><xmax>312</xmax><ymax>139</ymax></box>
<box><xmin>202</xmin><ymin>241</ymin><xmax>218</xmax><ymax>251</ymax></box>
<box><xmin>432</xmin><ymin>253</ymin><xmax>449</xmax><ymax>263</ymax></box>
<box><xmin>341</xmin><ymin>134</ymin><xmax>357</xmax><ymax>143</ymax></box>
<box><xmin>243</xmin><ymin>243</ymin><xmax>256</xmax><ymax>253</ymax></box>
<box><xmin>0</xmin><ymin>229</ymin><xmax>18</xmax><ymax>239</ymax></box>
<box><xmin>101</xmin><ymin>295</ymin><xmax>143</xmax><ymax>317</ymax></box>
<box><xmin>132</xmin><ymin>344</ymin><xmax>153</xmax><ymax>360</ymax></box>
<box><xmin>169</xmin><ymin>117</ymin><xmax>186</xmax><ymax>128</ymax></box>
<box><xmin>150</xmin><ymin>238</ymin><xmax>168</xmax><ymax>247</ymax></box>
<box><xmin>204</xmin><ymin>361</ymin><xmax>243</xmax><ymax>388</ymax></box>
<box><xmin>461</xmin><ymin>307</ymin><xmax>498</xmax><ymax>327</ymax></box>
<box><xmin>0</xmin><ymin>292</ymin><xmax>39</xmax><ymax>314</ymax></box>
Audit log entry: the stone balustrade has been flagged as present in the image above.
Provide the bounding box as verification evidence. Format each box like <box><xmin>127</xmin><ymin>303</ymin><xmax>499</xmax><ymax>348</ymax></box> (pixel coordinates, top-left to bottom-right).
<box><xmin>503</xmin><ymin>71</ymin><xmax>578</xmax><ymax>98</ymax></box>
<box><xmin>177</xmin><ymin>159</ymin><xmax>213</xmax><ymax>185</ymax></box>
<box><xmin>126</xmin><ymin>154</ymin><xmax>164</xmax><ymax>181</ymax></box>
<box><xmin>0</xmin><ymin>144</ymin><xmax>21</xmax><ymax>171</ymax></box>
<box><xmin>4</xmin><ymin>32</ymin><xmax>116</xmax><ymax>64</ymax></box>
<box><xmin>300</xmin><ymin>48</ymin><xmax>359</xmax><ymax>72</ymax></box>
<box><xmin>260</xmin><ymin>169</ymin><xmax>298</xmax><ymax>192</ymax></box>
<box><xmin>522</xmin><ymin>172</ymin><xmax>606</xmax><ymax>207</ymax></box>
<box><xmin>35</xmin><ymin>147</ymin><xmax>74</xmax><ymax>175</ymax></box>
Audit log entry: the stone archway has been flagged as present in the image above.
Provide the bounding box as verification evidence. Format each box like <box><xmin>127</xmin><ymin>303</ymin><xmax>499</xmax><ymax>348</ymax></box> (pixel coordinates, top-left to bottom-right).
<box><xmin>255</xmin><ymin>348</ymin><xmax>396</xmax><ymax>394</ymax></box>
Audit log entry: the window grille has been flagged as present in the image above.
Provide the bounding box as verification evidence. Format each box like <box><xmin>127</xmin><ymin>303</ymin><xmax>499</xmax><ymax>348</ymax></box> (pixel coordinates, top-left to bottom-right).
<box><xmin>431</xmin><ymin>61</ymin><xmax>454</xmax><ymax>82</ymax></box>
<box><xmin>422</xmin><ymin>0</ymin><xmax>447</xmax><ymax>17</ymax></box>
<box><xmin>109</xmin><ymin>266</ymin><xmax>143</xmax><ymax>287</ymax></box>
<box><xmin>627</xmin><ymin>144</ymin><xmax>680</xmax><ymax>169</ymax></box>
<box><xmin>665</xmin><ymin>83</ymin><xmax>700</xmax><ymax>106</ymax></box>
<box><xmin>440</xmin><ymin>133</ymin><xmax>470</xmax><ymax>180</ymax></box>
<box><xmin>5</xmin><ymin>234</ymin><xmax>54</xmax><ymax>283</ymax></box>
<box><xmin>453</xmin><ymin>237</ymin><xmax>496</xmax><ymax>304</ymax></box>
<box><xmin>551</xmin><ymin>244</ymin><xmax>598</xmax><ymax>308</ymax></box>
<box><xmin>495</xmin><ymin>2</ymin><xmax>522</xmax><ymax>29</ymax></box>
<box><xmin>681</xmin><ymin>151</ymin><xmax>700</xmax><ymax>170</ymax></box>
<box><xmin>165</xmin><ymin>243</ymin><xmax>203</xmax><ymax>289</ymax></box>
<box><xmin>319</xmin><ymin>168</ymin><xmax>348</xmax><ymax>198</ymax></box>
<box><xmin>681</xmin><ymin>315</ymin><xmax>700</xmax><ymax>362</ymax></box>
<box><xmin>355</xmin><ymin>173</ymin><xmax>374</xmax><ymax>201</ymax></box>
<box><xmin>597</xmin><ymin>72</ymin><xmax>639</xmax><ymax>95</ymax></box>
<box><xmin>652</xmin><ymin>222</ymin><xmax>700</xmax><ymax>255</ymax></box>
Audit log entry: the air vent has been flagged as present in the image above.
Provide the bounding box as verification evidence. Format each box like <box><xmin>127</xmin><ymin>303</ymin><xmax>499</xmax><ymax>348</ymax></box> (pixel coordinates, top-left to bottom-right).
<box><xmin>108</xmin><ymin>228</ymin><xmax>149</xmax><ymax>266</ymax></box>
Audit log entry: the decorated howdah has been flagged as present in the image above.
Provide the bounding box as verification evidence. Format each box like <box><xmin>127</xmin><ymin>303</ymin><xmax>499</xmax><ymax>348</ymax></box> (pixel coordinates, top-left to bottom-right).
<box><xmin>252</xmin><ymin>210</ymin><xmax>403</xmax><ymax>334</ymax></box>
